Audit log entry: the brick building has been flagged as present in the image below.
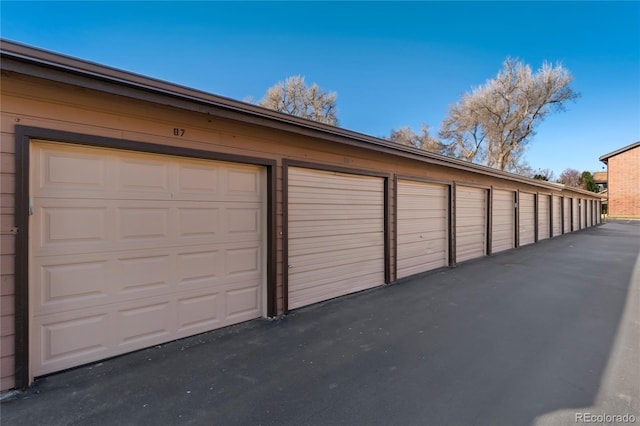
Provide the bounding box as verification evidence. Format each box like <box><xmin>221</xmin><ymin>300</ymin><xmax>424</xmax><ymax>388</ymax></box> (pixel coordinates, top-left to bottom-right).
<box><xmin>599</xmin><ymin>142</ymin><xmax>640</xmax><ymax>219</ymax></box>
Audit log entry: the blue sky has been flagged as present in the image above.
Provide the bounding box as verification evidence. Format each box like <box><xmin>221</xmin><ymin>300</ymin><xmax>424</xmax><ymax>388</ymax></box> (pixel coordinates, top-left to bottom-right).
<box><xmin>1</xmin><ymin>1</ymin><xmax>638</xmax><ymax>177</ymax></box>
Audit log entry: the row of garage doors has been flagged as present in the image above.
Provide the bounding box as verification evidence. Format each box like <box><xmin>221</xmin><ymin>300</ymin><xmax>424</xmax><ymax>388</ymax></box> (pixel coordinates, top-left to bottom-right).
<box><xmin>26</xmin><ymin>141</ymin><xmax>600</xmax><ymax>377</ymax></box>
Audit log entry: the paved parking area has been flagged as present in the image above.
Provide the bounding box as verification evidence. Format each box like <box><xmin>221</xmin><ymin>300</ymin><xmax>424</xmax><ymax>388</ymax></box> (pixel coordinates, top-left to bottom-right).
<box><xmin>2</xmin><ymin>221</ymin><xmax>639</xmax><ymax>426</ymax></box>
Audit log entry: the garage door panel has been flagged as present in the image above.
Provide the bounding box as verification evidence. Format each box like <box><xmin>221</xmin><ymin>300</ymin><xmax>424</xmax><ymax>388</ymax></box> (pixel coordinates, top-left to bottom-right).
<box><xmin>37</xmin><ymin>260</ymin><xmax>110</xmax><ymax>308</ymax></box>
<box><xmin>225</xmin><ymin>247</ymin><xmax>260</xmax><ymax>275</ymax></box>
<box><xmin>288</xmin><ymin>188</ymin><xmax>382</xmax><ymax>202</ymax></box>
<box><xmin>398</xmin><ymin>229</ymin><xmax>446</xmax><ymax>245</ymax></box>
<box><xmin>538</xmin><ymin>196</ymin><xmax>550</xmax><ymax>240</ymax></box>
<box><xmin>120</xmin><ymin>254</ymin><xmax>172</xmax><ymax>293</ymax></box>
<box><xmin>289</xmin><ymin>245</ymin><xmax>384</xmax><ymax>273</ymax></box>
<box><xmin>32</xmin><ymin>141</ymin><xmax>262</xmax><ymax>202</ymax></box>
<box><xmin>399</xmin><ymin>209</ymin><xmax>447</xmax><ymax>221</ymax></box>
<box><xmin>289</xmin><ymin>204</ymin><xmax>381</xmax><ymax>218</ymax></box>
<box><xmin>227</xmin><ymin>208</ymin><xmax>260</xmax><ymax>234</ymax></box>
<box><xmin>398</xmin><ymin>237</ymin><xmax>447</xmax><ymax>252</ymax></box>
<box><xmin>398</xmin><ymin>249</ymin><xmax>448</xmax><ymax>276</ymax></box>
<box><xmin>116</xmin><ymin>302</ymin><xmax>172</xmax><ymax>347</ymax></box>
<box><xmin>36</xmin><ymin>313</ymin><xmax>110</xmax><ymax>368</ymax></box>
<box><xmin>35</xmin><ymin>276</ymin><xmax>261</xmax><ymax>375</ymax></box>
<box><xmin>492</xmin><ymin>190</ymin><xmax>515</xmax><ymax>253</ymax></box>
<box><xmin>35</xmin><ymin>241</ymin><xmax>260</xmax><ymax>318</ymax></box>
<box><xmin>288</xmin><ymin>167</ymin><xmax>384</xmax><ymax>310</ymax></box>
<box><xmin>178</xmin><ymin>208</ymin><xmax>219</xmax><ymax>237</ymax></box>
<box><xmin>289</xmin><ymin>217</ymin><xmax>382</xmax><ymax>230</ymax></box>
<box><xmin>176</xmin><ymin>293</ymin><xmax>220</xmax><ymax>332</ymax></box>
<box><xmin>457</xmin><ymin>217</ymin><xmax>485</xmax><ymax>229</ymax></box>
<box><xmin>31</xmin><ymin>142</ymin><xmax>265</xmax><ymax>376</ymax></box>
<box><xmin>290</xmin><ymin>232</ymin><xmax>383</xmax><ymax>255</ymax></box>
<box><xmin>33</xmin><ymin>202</ymin><xmax>261</xmax><ymax>257</ymax></box>
<box><xmin>289</xmin><ymin>262</ymin><xmax>384</xmax><ymax>305</ymax></box>
<box><xmin>552</xmin><ymin>196</ymin><xmax>562</xmax><ymax>236</ymax></box>
<box><xmin>563</xmin><ymin>198</ymin><xmax>571</xmax><ymax>233</ymax></box>
<box><xmin>117</xmin><ymin>158</ymin><xmax>170</xmax><ymax>193</ymax></box>
<box><xmin>288</xmin><ymin>173</ymin><xmax>381</xmax><ymax>191</ymax></box>
<box><xmin>519</xmin><ymin>193</ymin><xmax>535</xmax><ymax>245</ymax></box>
<box><xmin>118</xmin><ymin>207</ymin><xmax>169</xmax><ymax>241</ymax></box>
<box><xmin>397</xmin><ymin>180</ymin><xmax>448</xmax><ymax>279</ymax></box>
<box><xmin>456</xmin><ymin>240</ymin><xmax>485</xmax><ymax>261</ymax></box>
<box><xmin>177</xmin><ymin>163</ymin><xmax>218</xmax><ymax>194</ymax></box>
<box><xmin>289</xmin><ymin>219</ymin><xmax>381</xmax><ymax>238</ymax></box>
<box><xmin>290</xmin><ymin>262</ymin><xmax>384</xmax><ymax>292</ymax></box>
<box><xmin>37</xmin><ymin>204</ymin><xmax>108</xmax><ymax>251</ymax></box>
<box><xmin>226</xmin><ymin>169</ymin><xmax>260</xmax><ymax>194</ymax></box>
<box><xmin>455</xmin><ymin>186</ymin><xmax>487</xmax><ymax>263</ymax></box>
<box><xmin>34</xmin><ymin>145</ymin><xmax>108</xmax><ymax>194</ymax></box>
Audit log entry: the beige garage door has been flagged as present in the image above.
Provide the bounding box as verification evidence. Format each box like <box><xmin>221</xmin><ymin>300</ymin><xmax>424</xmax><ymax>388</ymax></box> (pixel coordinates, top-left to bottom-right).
<box><xmin>587</xmin><ymin>200</ymin><xmax>592</xmax><ymax>227</ymax></box>
<box><xmin>580</xmin><ymin>199</ymin><xmax>586</xmax><ymax>229</ymax></box>
<box><xmin>287</xmin><ymin>167</ymin><xmax>385</xmax><ymax>310</ymax></box>
<box><xmin>396</xmin><ymin>180</ymin><xmax>448</xmax><ymax>279</ymax></box>
<box><xmin>491</xmin><ymin>189</ymin><xmax>515</xmax><ymax>254</ymax></box>
<box><xmin>573</xmin><ymin>198</ymin><xmax>580</xmax><ymax>230</ymax></box>
<box><xmin>552</xmin><ymin>195</ymin><xmax>562</xmax><ymax>237</ymax></box>
<box><xmin>563</xmin><ymin>197</ymin><xmax>571</xmax><ymax>233</ymax></box>
<box><xmin>30</xmin><ymin>141</ymin><xmax>265</xmax><ymax>376</ymax></box>
<box><xmin>455</xmin><ymin>186</ymin><xmax>487</xmax><ymax>263</ymax></box>
<box><xmin>584</xmin><ymin>200</ymin><xmax>589</xmax><ymax>227</ymax></box>
<box><xmin>538</xmin><ymin>195</ymin><xmax>550</xmax><ymax>240</ymax></box>
<box><xmin>519</xmin><ymin>192</ymin><xmax>535</xmax><ymax>246</ymax></box>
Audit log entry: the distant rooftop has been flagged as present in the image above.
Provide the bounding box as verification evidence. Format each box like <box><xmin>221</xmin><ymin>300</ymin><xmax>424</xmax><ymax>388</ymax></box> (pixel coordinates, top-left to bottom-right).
<box><xmin>593</xmin><ymin>171</ymin><xmax>607</xmax><ymax>183</ymax></box>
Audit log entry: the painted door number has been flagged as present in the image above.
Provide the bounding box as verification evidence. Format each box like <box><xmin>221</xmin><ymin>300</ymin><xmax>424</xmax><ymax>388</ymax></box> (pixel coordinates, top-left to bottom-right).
<box><xmin>173</xmin><ymin>128</ymin><xmax>185</xmax><ymax>136</ymax></box>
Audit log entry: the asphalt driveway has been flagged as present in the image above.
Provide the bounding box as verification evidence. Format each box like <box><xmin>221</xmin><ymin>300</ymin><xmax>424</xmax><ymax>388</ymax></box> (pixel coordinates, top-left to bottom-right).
<box><xmin>2</xmin><ymin>221</ymin><xmax>639</xmax><ymax>426</ymax></box>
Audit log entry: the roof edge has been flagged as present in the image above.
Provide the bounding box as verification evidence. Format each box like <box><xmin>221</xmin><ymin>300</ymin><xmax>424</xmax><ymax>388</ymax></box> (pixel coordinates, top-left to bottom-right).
<box><xmin>599</xmin><ymin>141</ymin><xmax>640</xmax><ymax>163</ymax></box>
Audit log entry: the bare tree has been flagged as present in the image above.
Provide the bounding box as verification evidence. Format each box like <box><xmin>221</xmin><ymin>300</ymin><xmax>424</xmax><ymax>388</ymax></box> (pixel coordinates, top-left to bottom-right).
<box><xmin>558</xmin><ymin>168</ymin><xmax>581</xmax><ymax>187</ymax></box>
<box><xmin>258</xmin><ymin>75</ymin><xmax>338</xmax><ymax>126</ymax></box>
<box><xmin>386</xmin><ymin>124</ymin><xmax>444</xmax><ymax>154</ymax></box>
<box><xmin>440</xmin><ymin>58</ymin><xmax>579</xmax><ymax>172</ymax></box>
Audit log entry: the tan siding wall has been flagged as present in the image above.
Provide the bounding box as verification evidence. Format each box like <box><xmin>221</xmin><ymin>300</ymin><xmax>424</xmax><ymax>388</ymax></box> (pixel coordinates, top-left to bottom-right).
<box><xmin>0</xmin><ymin>71</ymin><xmax>602</xmax><ymax>391</ymax></box>
<box><xmin>1</xmin><ymin>120</ymin><xmax>16</xmax><ymax>390</ymax></box>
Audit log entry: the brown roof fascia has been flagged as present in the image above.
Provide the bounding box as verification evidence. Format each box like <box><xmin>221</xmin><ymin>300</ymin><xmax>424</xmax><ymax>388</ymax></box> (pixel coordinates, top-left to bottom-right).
<box><xmin>0</xmin><ymin>38</ymin><xmax>598</xmax><ymax>196</ymax></box>
<box><xmin>599</xmin><ymin>141</ymin><xmax>640</xmax><ymax>163</ymax></box>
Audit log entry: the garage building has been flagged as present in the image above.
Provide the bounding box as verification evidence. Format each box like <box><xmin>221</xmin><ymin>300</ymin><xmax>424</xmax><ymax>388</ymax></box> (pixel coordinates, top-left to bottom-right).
<box><xmin>0</xmin><ymin>40</ymin><xmax>602</xmax><ymax>390</ymax></box>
